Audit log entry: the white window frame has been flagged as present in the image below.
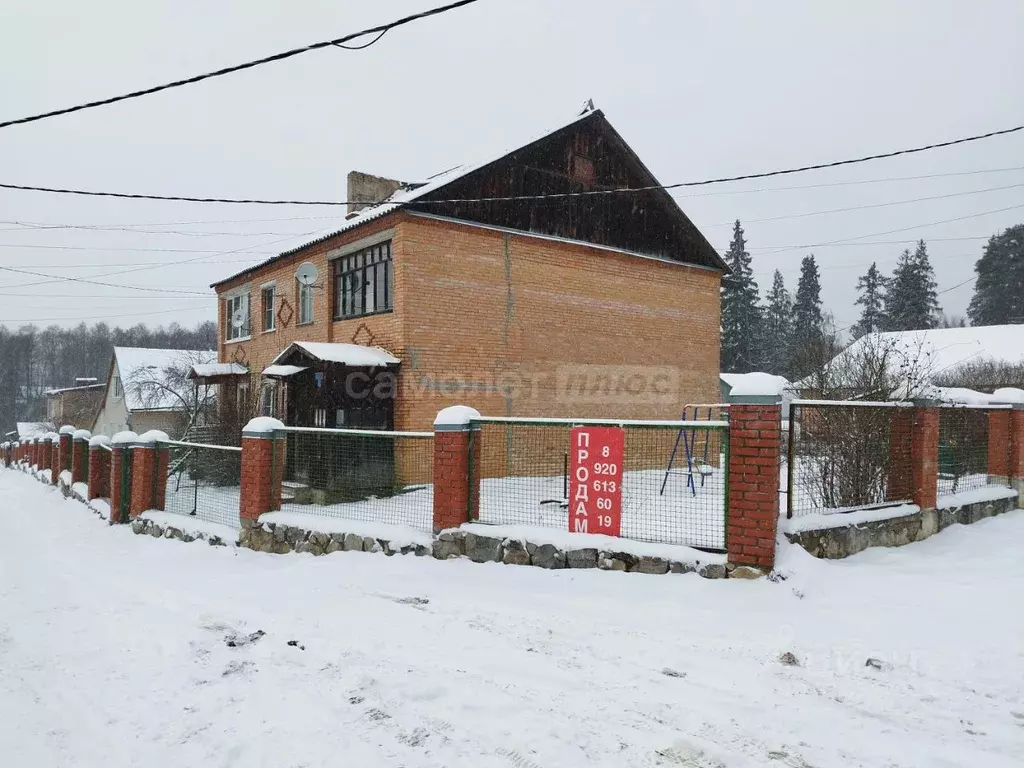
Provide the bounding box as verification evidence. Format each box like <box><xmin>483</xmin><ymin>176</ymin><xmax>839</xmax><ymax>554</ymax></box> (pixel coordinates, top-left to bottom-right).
<box><xmin>261</xmin><ymin>283</ymin><xmax>276</xmax><ymax>332</ymax></box>
<box><xmin>113</xmin><ymin>376</ymin><xmax>123</xmax><ymax>398</ymax></box>
<box><xmin>259</xmin><ymin>382</ymin><xmax>277</xmax><ymax>417</ymax></box>
<box><xmin>298</xmin><ymin>280</ymin><xmax>314</xmax><ymax>326</ymax></box>
<box><xmin>225</xmin><ymin>291</ymin><xmax>251</xmax><ymax>342</ymax></box>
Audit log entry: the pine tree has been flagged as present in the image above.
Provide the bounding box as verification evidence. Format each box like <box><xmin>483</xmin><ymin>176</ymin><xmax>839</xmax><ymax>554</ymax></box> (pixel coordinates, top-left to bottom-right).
<box><xmin>884</xmin><ymin>240</ymin><xmax>940</xmax><ymax>331</ymax></box>
<box><xmin>788</xmin><ymin>255</ymin><xmax>824</xmax><ymax>378</ymax></box>
<box><xmin>851</xmin><ymin>262</ymin><xmax>888</xmax><ymax>338</ymax></box>
<box><xmin>760</xmin><ymin>270</ymin><xmax>793</xmax><ymax>376</ymax></box>
<box><xmin>967</xmin><ymin>224</ymin><xmax>1024</xmax><ymax>326</ymax></box>
<box><xmin>720</xmin><ymin>220</ymin><xmax>761</xmax><ymax>372</ymax></box>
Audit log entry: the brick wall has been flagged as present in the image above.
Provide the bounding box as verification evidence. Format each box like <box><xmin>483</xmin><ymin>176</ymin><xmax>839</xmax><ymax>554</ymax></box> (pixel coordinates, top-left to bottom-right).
<box><xmin>432</xmin><ymin>429</ymin><xmax>480</xmax><ymax>532</ymax></box>
<box><xmin>727</xmin><ymin>402</ymin><xmax>781</xmax><ymax>570</ymax></box>
<box><xmin>89</xmin><ymin>446</ymin><xmax>111</xmax><ymax>500</ymax></box>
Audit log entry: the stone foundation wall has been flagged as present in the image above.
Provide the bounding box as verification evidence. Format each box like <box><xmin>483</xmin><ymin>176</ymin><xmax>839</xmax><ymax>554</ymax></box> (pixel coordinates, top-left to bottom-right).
<box><xmin>787</xmin><ymin>492</ymin><xmax>1018</xmax><ymax>559</ymax></box>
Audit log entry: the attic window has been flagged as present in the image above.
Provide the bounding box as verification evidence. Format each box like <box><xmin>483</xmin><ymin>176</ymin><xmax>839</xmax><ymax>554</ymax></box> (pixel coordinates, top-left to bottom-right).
<box><xmin>570</xmin><ymin>154</ymin><xmax>596</xmax><ymax>188</ymax></box>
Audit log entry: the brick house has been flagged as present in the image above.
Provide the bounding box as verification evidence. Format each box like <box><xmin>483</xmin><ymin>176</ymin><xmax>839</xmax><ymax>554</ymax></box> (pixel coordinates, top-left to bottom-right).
<box><xmin>208</xmin><ymin>107</ymin><xmax>726</xmax><ymax>441</ymax></box>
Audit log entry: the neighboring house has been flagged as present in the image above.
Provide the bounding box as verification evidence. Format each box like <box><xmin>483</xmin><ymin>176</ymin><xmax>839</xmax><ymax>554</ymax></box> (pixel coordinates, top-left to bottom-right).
<box><xmin>799</xmin><ymin>325</ymin><xmax>1024</xmax><ymax>397</ymax></box>
<box><xmin>45</xmin><ymin>382</ymin><xmax>105</xmax><ymax>427</ymax></box>
<box><xmin>92</xmin><ymin>347</ymin><xmax>216</xmax><ymax>438</ymax></box>
<box><xmin>16</xmin><ymin>422</ymin><xmax>52</xmax><ymax>442</ymax></box>
<box><xmin>208</xmin><ymin>106</ymin><xmax>726</xmax><ymax>434</ymax></box>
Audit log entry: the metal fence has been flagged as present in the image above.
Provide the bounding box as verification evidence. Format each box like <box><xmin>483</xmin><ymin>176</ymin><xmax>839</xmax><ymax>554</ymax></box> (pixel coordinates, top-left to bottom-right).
<box><xmin>786</xmin><ymin>400</ymin><xmax>914</xmax><ymax>517</ymax></box>
<box><xmin>937</xmin><ymin>406</ymin><xmax>1001</xmax><ymax>497</ymax></box>
<box><xmin>277</xmin><ymin>426</ymin><xmax>434</xmax><ymax>531</ymax></box>
<box><xmin>469</xmin><ymin>417</ymin><xmax>729</xmax><ymax>551</ymax></box>
<box><xmin>163</xmin><ymin>440</ymin><xmax>242</xmax><ymax>529</ymax></box>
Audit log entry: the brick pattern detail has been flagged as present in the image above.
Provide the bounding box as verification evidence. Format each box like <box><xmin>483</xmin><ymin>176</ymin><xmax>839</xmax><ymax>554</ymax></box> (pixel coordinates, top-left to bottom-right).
<box><xmin>88</xmin><ymin>446</ymin><xmax>111</xmax><ymax>500</ymax></box>
<box><xmin>432</xmin><ymin>429</ymin><xmax>480</xmax><ymax>532</ymax></box>
<box><xmin>911</xmin><ymin>406</ymin><xmax>939</xmax><ymax>510</ymax></box>
<box><xmin>129</xmin><ymin>447</ymin><xmax>156</xmax><ymax>519</ymax></box>
<box><xmin>110</xmin><ymin>447</ymin><xmax>129</xmax><ymax>524</ymax></box>
<box><xmin>727</xmin><ymin>403</ymin><xmax>781</xmax><ymax>570</ymax></box>
<box><xmin>888</xmin><ymin>409</ymin><xmax>914</xmax><ymax>501</ymax></box>
<box><xmin>988</xmin><ymin>409</ymin><xmax>1011</xmax><ymax>478</ymax></box>
<box><xmin>240</xmin><ymin>436</ymin><xmax>285</xmax><ymax>521</ymax></box>
<box><xmin>39</xmin><ymin>440</ymin><xmax>51</xmax><ymax>472</ymax></box>
<box><xmin>57</xmin><ymin>434</ymin><xmax>72</xmax><ymax>479</ymax></box>
<box><xmin>72</xmin><ymin>439</ymin><xmax>89</xmax><ymax>485</ymax></box>
<box><xmin>1008</xmin><ymin>409</ymin><xmax>1024</xmax><ymax>479</ymax></box>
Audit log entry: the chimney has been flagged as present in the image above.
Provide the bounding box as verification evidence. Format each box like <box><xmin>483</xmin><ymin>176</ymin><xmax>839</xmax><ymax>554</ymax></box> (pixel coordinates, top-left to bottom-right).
<box><xmin>347</xmin><ymin>171</ymin><xmax>405</xmax><ymax>215</ymax></box>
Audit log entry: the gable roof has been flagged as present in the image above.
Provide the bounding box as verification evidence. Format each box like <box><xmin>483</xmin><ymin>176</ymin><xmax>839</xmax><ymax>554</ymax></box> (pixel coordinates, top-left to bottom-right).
<box><xmin>798</xmin><ymin>325</ymin><xmax>1024</xmax><ymax>389</ymax></box>
<box><xmin>113</xmin><ymin>347</ymin><xmax>216</xmax><ymax>411</ymax></box>
<box><xmin>212</xmin><ymin>107</ymin><xmax>725</xmax><ymax>288</ymax></box>
<box><xmin>271</xmin><ymin>342</ymin><xmax>400</xmax><ymax>367</ymax></box>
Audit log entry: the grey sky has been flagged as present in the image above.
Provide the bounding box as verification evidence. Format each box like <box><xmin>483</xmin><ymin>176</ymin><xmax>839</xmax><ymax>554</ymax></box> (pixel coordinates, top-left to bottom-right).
<box><xmin>1</xmin><ymin>0</ymin><xmax>1021</xmax><ymax>334</ymax></box>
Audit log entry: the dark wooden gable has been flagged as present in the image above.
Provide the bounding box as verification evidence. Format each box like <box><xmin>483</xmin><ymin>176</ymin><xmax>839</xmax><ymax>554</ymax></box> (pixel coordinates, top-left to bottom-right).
<box><xmin>408</xmin><ymin>110</ymin><xmax>726</xmax><ymax>271</ymax></box>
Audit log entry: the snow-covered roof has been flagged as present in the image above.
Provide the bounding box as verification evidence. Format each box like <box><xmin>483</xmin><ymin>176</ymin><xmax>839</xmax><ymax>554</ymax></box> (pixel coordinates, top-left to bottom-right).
<box><xmin>720</xmin><ymin>372</ymin><xmax>792</xmax><ymax>397</ymax></box>
<box><xmin>262</xmin><ymin>364</ymin><xmax>308</xmax><ymax>378</ymax></box>
<box><xmin>189</xmin><ymin>362</ymin><xmax>248</xmax><ymax>379</ymax></box>
<box><xmin>114</xmin><ymin>347</ymin><xmax>216</xmax><ymax>411</ymax></box>
<box><xmin>16</xmin><ymin>422</ymin><xmax>51</xmax><ymax>440</ymax></box>
<box><xmin>271</xmin><ymin>342</ymin><xmax>399</xmax><ymax>367</ymax></box>
<box><xmin>801</xmin><ymin>325</ymin><xmax>1024</xmax><ymax>390</ymax></box>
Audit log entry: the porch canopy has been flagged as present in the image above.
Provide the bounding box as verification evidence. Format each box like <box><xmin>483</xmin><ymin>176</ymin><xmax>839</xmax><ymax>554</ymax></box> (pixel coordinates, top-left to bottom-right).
<box><xmin>188</xmin><ymin>362</ymin><xmax>249</xmax><ymax>385</ymax></box>
<box><xmin>269</xmin><ymin>342</ymin><xmax>400</xmax><ymax>369</ymax></box>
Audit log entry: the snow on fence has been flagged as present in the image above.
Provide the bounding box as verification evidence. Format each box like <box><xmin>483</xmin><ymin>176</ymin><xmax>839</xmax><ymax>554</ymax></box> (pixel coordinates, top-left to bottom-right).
<box><xmin>786</xmin><ymin>400</ymin><xmax>914</xmax><ymax>518</ymax></box>
<box><xmin>275</xmin><ymin>426</ymin><xmax>435</xmax><ymax>532</ymax></box>
<box><xmin>468</xmin><ymin>417</ymin><xmax>729</xmax><ymax>552</ymax></box>
<box><xmin>164</xmin><ymin>439</ymin><xmax>242</xmax><ymax>530</ymax></box>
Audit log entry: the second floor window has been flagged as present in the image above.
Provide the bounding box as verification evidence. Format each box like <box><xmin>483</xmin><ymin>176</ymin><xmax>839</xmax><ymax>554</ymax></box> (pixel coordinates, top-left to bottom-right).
<box><xmin>333</xmin><ymin>241</ymin><xmax>392</xmax><ymax>320</ymax></box>
<box><xmin>226</xmin><ymin>293</ymin><xmax>250</xmax><ymax>341</ymax></box>
<box><xmin>261</xmin><ymin>285</ymin><xmax>276</xmax><ymax>331</ymax></box>
<box><xmin>298</xmin><ymin>281</ymin><xmax>314</xmax><ymax>325</ymax></box>
<box><xmin>113</xmin><ymin>376</ymin><xmax>123</xmax><ymax>397</ymax></box>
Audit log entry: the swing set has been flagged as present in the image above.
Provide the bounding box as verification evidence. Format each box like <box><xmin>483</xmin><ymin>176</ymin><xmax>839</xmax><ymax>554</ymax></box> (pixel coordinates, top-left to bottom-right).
<box><xmin>659</xmin><ymin>403</ymin><xmax>730</xmax><ymax>496</ymax></box>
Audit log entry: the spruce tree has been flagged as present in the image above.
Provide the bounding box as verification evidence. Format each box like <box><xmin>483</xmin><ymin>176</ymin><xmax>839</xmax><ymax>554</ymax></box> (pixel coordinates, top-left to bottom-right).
<box><xmin>884</xmin><ymin>240</ymin><xmax>940</xmax><ymax>331</ymax></box>
<box><xmin>720</xmin><ymin>220</ymin><xmax>761</xmax><ymax>372</ymax></box>
<box><xmin>851</xmin><ymin>262</ymin><xmax>888</xmax><ymax>338</ymax></box>
<box><xmin>789</xmin><ymin>255</ymin><xmax>824</xmax><ymax>378</ymax></box>
<box><xmin>761</xmin><ymin>270</ymin><xmax>793</xmax><ymax>376</ymax></box>
<box><xmin>967</xmin><ymin>224</ymin><xmax>1024</xmax><ymax>326</ymax></box>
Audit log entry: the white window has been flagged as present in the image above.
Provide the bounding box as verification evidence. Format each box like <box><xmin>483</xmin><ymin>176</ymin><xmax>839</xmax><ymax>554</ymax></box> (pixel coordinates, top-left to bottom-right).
<box><xmin>113</xmin><ymin>376</ymin><xmax>123</xmax><ymax>398</ymax></box>
<box><xmin>237</xmin><ymin>381</ymin><xmax>250</xmax><ymax>416</ymax></box>
<box><xmin>226</xmin><ymin>293</ymin><xmax>250</xmax><ymax>341</ymax></box>
<box><xmin>298</xmin><ymin>281</ymin><xmax>314</xmax><ymax>325</ymax></box>
<box><xmin>261</xmin><ymin>285</ymin><xmax>276</xmax><ymax>332</ymax></box>
<box><xmin>259</xmin><ymin>384</ymin><xmax>277</xmax><ymax>417</ymax></box>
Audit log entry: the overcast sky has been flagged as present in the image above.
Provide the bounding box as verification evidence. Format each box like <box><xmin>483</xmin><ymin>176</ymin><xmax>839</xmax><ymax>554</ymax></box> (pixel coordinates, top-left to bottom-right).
<box><xmin>0</xmin><ymin>0</ymin><xmax>1021</xmax><ymax>335</ymax></box>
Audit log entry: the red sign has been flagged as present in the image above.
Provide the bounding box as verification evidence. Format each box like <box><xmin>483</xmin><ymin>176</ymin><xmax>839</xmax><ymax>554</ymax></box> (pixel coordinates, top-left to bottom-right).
<box><xmin>569</xmin><ymin>426</ymin><xmax>624</xmax><ymax>536</ymax></box>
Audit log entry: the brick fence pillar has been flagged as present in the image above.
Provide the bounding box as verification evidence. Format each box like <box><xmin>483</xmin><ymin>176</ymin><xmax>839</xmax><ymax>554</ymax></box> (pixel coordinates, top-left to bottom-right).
<box><xmin>88</xmin><ymin>437</ymin><xmax>111</xmax><ymax>500</ymax></box>
<box><xmin>910</xmin><ymin>400</ymin><xmax>940</xmax><ymax>510</ymax></box>
<box><xmin>240</xmin><ymin>418</ymin><xmax>286</xmax><ymax>527</ymax></box>
<box><xmin>109</xmin><ymin>432</ymin><xmax>137</xmax><ymax>524</ymax></box>
<box><xmin>72</xmin><ymin>430</ymin><xmax>91</xmax><ymax>486</ymax></box>
<box><xmin>988</xmin><ymin>408</ymin><xmax>1011</xmax><ymax>485</ymax></box>
<box><xmin>129</xmin><ymin>431</ymin><xmax>169</xmax><ymax>518</ymax></box>
<box><xmin>29</xmin><ymin>439</ymin><xmax>38</xmax><ymax>468</ymax></box>
<box><xmin>432</xmin><ymin>406</ymin><xmax>482</xmax><ymax>533</ymax></box>
<box><xmin>1007</xmin><ymin>406</ymin><xmax>1024</xmax><ymax>496</ymax></box>
<box><xmin>57</xmin><ymin>425</ymin><xmax>74</xmax><ymax>482</ymax></box>
<box><xmin>727</xmin><ymin>396</ymin><xmax>781</xmax><ymax>571</ymax></box>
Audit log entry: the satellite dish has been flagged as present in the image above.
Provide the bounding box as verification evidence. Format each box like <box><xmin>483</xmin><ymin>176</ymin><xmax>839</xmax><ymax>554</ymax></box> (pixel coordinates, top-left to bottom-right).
<box><xmin>296</xmin><ymin>262</ymin><xmax>319</xmax><ymax>287</ymax></box>
<box><xmin>231</xmin><ymin>309</ymin><xmax>247</xmax><ymax>329</ymax></box>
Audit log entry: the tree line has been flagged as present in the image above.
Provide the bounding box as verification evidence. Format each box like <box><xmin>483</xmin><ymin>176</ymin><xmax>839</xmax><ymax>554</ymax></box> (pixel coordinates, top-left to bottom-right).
<box><xmin>720</xmin><ymin>221</ymin><xmax>1024</xmax><ymax>380</ymax></box>
<box><xmin>0</xmin><ymin>320</ymin><xmax>216</xmax><ymax>433</ymax></box>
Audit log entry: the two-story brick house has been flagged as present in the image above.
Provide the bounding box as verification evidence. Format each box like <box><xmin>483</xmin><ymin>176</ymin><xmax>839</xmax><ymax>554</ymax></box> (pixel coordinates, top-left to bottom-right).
<box><xmin>208</xmin><ymin>106</ymin><xmax>726</xmax><ymax>438</ymax></box>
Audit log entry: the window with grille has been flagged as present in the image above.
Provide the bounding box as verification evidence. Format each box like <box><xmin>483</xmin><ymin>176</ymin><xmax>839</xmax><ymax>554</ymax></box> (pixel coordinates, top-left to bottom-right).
<box><xmin>225</xmin><ymin>293</ymin><xmax>250</xmax><ymax>341</ymax></box>
<box><xmin>333</xmin><ymin>241</ymin><xmax>393</xmax><ymax>320</ymax></box>
<box><xmin>298</xmin><ymin>281</ymin><xmax>314</xmax><ymax>325</ymax></box>
<box><xmin>261</xmin><ymin>285</ymin><xmax>276</xmax><ymax>331</ymax></box>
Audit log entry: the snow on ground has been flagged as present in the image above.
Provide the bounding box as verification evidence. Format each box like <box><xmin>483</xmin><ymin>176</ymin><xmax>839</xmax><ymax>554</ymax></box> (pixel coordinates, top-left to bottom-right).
<box><xmin>1</xmin><ymin>470</ymin><xmax>1022</xmax><ymax>767</ymax></box>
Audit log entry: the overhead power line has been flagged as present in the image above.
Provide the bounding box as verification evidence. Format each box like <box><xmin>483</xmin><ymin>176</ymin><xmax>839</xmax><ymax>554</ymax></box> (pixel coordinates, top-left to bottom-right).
<box><xmin>1</xmin><ymin>123</ymin><xmax>1022</xmax><ymax>205</ymax></box>
<box><xmin>0</xmin><ymin>0</ymin><xmax>486</xmax><ymax>130</ymax></box>
<box><xmin>0</xmin><ymin>265</ymin><xmax>209</xmax><ymax>295</ymax></box>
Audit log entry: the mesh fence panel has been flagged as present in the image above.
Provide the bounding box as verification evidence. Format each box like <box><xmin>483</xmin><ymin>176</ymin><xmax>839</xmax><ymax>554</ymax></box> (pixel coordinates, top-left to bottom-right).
<box><xmin>937</xmin><ymin>407</ymin><xmax>992</xmax><ymax>497</ymax></box>
<box><xmin>472</xmin><ymin>421</ymin><xmax>727</xmax><ymax>551</ymax></box>
<box><xmin>787</xmin><ymin>403</ymin><xmax>913</xmax><ymax>517</ymax></box>
<box><xmin>279</xmin><ymin>428</ymin><xmax>433</xmax><ymax>531</ymax></box>
<box><xmin>164</xmin><ymin>443</ymin><xmax>242</xmax><ymax>529</ymax></box>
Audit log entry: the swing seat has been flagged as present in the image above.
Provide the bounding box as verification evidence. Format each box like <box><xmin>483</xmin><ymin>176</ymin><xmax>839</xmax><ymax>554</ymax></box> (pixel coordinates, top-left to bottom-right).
<box><xmin>692</xmin><ymin>459</ymin><xmax>714</xmax><ymax>487</ymax></box>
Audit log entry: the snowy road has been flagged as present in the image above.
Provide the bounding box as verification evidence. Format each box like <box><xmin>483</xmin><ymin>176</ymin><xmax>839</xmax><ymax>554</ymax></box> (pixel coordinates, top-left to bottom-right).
<box><xmin>0</xmin><ymin>471</ymin><xmax>1022</xmax><ymax>767</ymax></box>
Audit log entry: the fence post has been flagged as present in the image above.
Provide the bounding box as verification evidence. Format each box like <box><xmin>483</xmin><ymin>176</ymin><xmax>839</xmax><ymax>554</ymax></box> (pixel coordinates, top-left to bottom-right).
<box><xmin>432</xmin><ymin>406</ymin><xmax>482</xmax><ymax>533</ymax></box>
<box><xmin>239</xmin><ymin>417</ymin><xmax>286</xmax><ymax>529</ymax></box>
<box><xmin>56</xmin><ymin>425</ymin><xmax>75</xmax><ymax>483</ymax></box>
<box><xmin>129</xmin><ymin>431</ymin><xmax>169</xmax><ymax>518</ymax></box>
<box><xmin>71</xmin><ymin>429</ymin><xmax>91</xmax><ymax>487</ymax></box>
<box><xmin>38</xmin><ymin>434</ymin><xmax>53</xmax><ymax>479</ymax></box>
<box><xmin>109</xmin><ymin>431</ymin><xmax>137</xmax><ymax>524</ymax></box>
<box><xmin>88</xmin><ymin>436</ymin><xmax>111</xmax><ymax>500</ymax></box>
<box><xmin>1006</xmin><ymin>405</ymin><xmax>1024</xmax><ymax>496</ymax></box>
<box><xmin>726</xmin><ymin>395</ymin><xmax>781</xmax><ymax>572</ymax></box>
<box><xmin>988</xmin><ymin>407</ymin><xmax>1011</xmax><ymax>486</ymax></box>
<box><xmin>910</xmin><ymin>399</ymin><xmax>940</xmax><ymax>510</ymax></box>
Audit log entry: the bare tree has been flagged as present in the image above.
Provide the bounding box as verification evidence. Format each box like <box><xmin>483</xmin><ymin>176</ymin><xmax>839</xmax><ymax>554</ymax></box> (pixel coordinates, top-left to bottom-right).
<box><xmin>124</xmin><ymin>350</ymin><xmax>217</xmax><ymax>440</ymax></box>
